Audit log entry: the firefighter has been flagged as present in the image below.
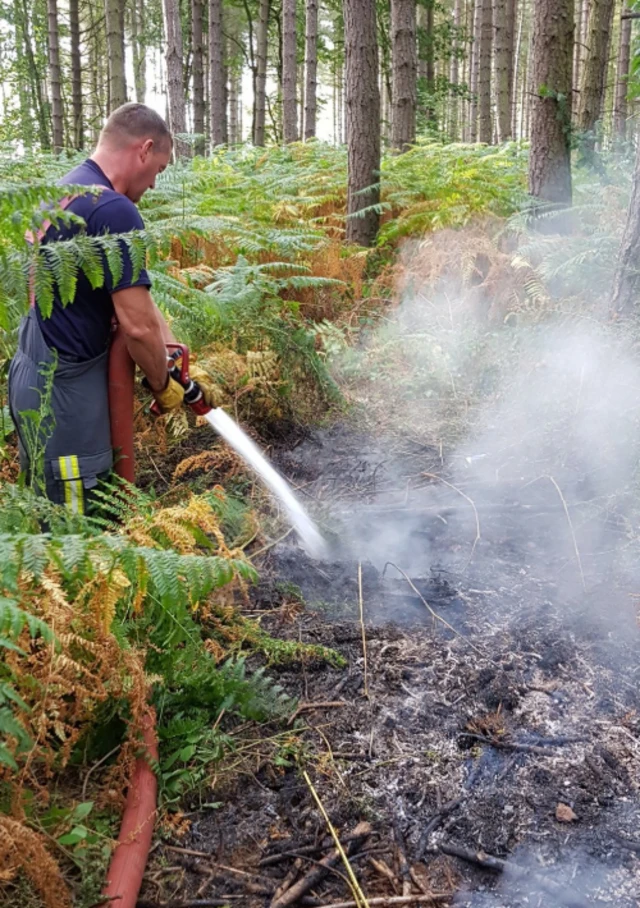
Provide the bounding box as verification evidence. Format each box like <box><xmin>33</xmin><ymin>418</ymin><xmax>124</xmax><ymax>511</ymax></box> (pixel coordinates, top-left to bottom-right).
<box><xmin>8</xmin><ymin>102</ymin><xmax>218</xmax><ymax>512</ymax></box>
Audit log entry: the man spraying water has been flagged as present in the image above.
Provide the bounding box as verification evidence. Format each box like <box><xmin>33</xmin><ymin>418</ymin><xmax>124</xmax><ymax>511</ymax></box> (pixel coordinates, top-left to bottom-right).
<box><xmin>9</xmin><ymin>103</ymin><xmax>325</xmax><ymax>555</ymax></box>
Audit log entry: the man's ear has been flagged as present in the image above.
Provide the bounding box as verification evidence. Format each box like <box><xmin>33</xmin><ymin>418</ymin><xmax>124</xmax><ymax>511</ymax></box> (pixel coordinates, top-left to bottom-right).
<box><xmin>140</xmin><ymin>138</ymin><xmax>154</xmax><ymax>160</ymax></box>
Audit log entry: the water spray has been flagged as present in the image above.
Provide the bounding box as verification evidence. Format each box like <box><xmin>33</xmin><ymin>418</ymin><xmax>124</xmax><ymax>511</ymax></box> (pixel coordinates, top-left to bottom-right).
<box><xmin>152</xmin><ymin>344</ymin><xmax>326</xmax><ymax>558</ymax></box>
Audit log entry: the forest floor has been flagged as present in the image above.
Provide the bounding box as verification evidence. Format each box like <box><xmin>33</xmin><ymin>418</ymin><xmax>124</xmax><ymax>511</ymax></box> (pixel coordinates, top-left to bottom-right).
<box><xmin>139</xmin><ymin>422</ymin><xmax>640</xmax><ymax>908</ymax></box>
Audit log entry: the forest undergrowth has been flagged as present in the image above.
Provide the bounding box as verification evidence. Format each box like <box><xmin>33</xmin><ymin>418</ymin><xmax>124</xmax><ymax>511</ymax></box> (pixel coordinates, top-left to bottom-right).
<box><xmin>1</xmin><ymin>138</ymin><xmax>637</xmax><ymax>906</ymax></box>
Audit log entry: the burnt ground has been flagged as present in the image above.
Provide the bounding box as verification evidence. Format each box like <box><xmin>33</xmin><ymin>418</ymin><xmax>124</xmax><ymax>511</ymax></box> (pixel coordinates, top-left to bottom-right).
<box><xmin>141</xmin><ymin>424</ymin><xmax>640</xmax><ymax>908</ymax></box>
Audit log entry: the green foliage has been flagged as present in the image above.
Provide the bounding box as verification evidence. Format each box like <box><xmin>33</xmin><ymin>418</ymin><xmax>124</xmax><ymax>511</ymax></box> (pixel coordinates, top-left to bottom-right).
<box><xmin>379</xmin><ymin>141</ymin><xmax>527</xmax><ymax>243</ymax></box>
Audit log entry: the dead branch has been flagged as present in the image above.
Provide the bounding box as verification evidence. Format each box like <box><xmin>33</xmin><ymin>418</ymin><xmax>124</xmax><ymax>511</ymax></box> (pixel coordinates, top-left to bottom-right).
<box><xmin>287</xmin><ymin>700</ymin><xmax>347</xmax><ymax>726</ymax></box>
<box><xmin>358</xmin><ymin>561</ymin><xmax>370</xmax><ymax>698</ymax></box>
<box><xmin>458</xmin><ymin>732</ymin><xmax>577</xmax><ymax>756</ymax></box>
<box><xmin>269</xmin><ymin>821</ymin><xmax>372</xmax><ymax>908</ymax></box>
<box><xmin>547</xmin><ymin>475</ymin><xmax>586</xmax><ymax>592</ymax></box>
<box><xmin>439</xmin><ymin>842</ymin><xmax>605</xmax><ymax>908</ymax></box>
<box><xmin>260</xmin><ymin>834</ymin><xmax>370</xmax><ymax>868</ymax></box>
<box><xmin>382</xmin><ymin>562</ymin><xmax>495</xmax><ymax>664</ymax></box>
<box><xmin>308</xmin><ymin>897</ymin><xmax>452</xmax><ymax>907</ymax></box>
<box><xmin>422</xmin><ymin>472</ymin><xmax>481</xmax><ymax>565</ymax></box>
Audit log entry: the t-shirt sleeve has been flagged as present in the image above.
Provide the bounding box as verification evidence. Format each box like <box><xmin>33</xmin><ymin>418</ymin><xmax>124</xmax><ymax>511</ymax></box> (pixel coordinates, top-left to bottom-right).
<box><xmin>89</xmin><ymin>196</ymin><xmax>152</xmax><ymax>294</ymax></box>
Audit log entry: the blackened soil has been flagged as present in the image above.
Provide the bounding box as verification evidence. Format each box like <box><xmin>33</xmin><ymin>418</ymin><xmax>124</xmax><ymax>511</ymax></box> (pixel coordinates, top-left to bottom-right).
<box><xmin>143</xmin><ymin>425</ymin><xmax>640</xmax><ymax>908</ymax></box>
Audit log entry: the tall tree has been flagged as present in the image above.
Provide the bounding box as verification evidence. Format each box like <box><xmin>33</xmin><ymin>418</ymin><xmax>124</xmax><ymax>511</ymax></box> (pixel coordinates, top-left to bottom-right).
<box><xmin>494</xmin><ymin>0</ymin><xmax>516</xmax><ymax>142</ymax></box>
<box><xmin>192</xmin><ymin>0</ymin><xmax>205</xmax><ymax>152</ymax></box>
<box><xmin>208</xmin><ymin>0</ymin><xmax>226</xmax><ymax>145</ymax></box>
<box><xmin>12</xmin><ymin>0</ymin><xmax>33</xmax><ymax>148</ymax></box>
<box><xmin>130</xmin><ymin>0</ymin><xmax>147</xmax><ymax>103</ymax></box>
<box><xmin>69</xmin><ymin>0</ymin><xmax>83</xmax><ymax>148</ymax></box>
<box><xmin>478</xmin><ymin>0</ymin><xmax>492</xmax><ymax>142</ymax></box>
<box><xmin>105</xmin><ymin>0</ymin><xmax>127</xmax><ymax>111</ymax></box>
<box><xmin>578</xmin><ymin>0</ymin><xmax>615</xmax><ymax>147</ymax></box>
<box><xmin>611</xmin><ymin>139</ymin><xmax>640</xmax><ymax>316</ymax></box>
<box><xmin>391</xmin><ymin>0</ymin><xmax>417</xmax><ymax>150</ymax></box>
<box><xmin>344</xmin><ymin>0</ymin><xmax>380</xmax><ymax>245</ymax></box>
<box><xmin>46</xmin><ymin>0</ymin><xmax>64</xmax><ymax>151</ymax></box>
<box><xmin>614</xmin><ymin>4</ymin><xmax>632</xmax><ymax>141</ymax></box>
<box><xmin>449</xmin><ymin>0</ymin><xmax>464</xmax><ymax>140</ymax></box>
<box><xmin>282</xmin><ymin>0</ymin><xmax>298</xmax><ymax>142</ymax></box>
<box><xmin>528</xmin><ymin>0</ymin><xmax>573</xmax><ymax>205</ymax></box>
<box><xmin>163</xmin><ymin>0</ymin><xmax>187</xmax><ymax>151</ymax></box>
<box><xmin>254</xmin><ymin>0</ymin><xmax>270</xmax><ymax>145</ymax></box>
<box><xmin>469</xmin><ymin>0</ymin><xmax>482</xmax><ymax>141</ymax></box>
<box><xmin>304</xmin><ymin>0</ymin><xmax>319</xmax><ymax>139</ymax></box>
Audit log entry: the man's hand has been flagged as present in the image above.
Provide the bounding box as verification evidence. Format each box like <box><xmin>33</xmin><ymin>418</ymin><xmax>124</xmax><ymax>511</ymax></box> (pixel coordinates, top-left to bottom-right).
<box><xmin>153</xmin><ymin>375</ymin><xmax>185</xmax><ymax>413</ymax></box>
<box><xmin>112</xmin><ymin>285</ymin><xmax>169</xmax><ymax>391</ymax></box>
<box><xmin>189</xmin><ymin>364</ymin><xmax>224</xmax><ymax>408</ymax></box>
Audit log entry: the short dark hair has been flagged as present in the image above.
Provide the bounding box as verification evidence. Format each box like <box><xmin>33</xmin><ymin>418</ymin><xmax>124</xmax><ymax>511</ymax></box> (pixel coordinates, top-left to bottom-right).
<box><xmin>100</xmin><ymin>103</ymin><xmax>172</xmax><ymax>150</ymax></box>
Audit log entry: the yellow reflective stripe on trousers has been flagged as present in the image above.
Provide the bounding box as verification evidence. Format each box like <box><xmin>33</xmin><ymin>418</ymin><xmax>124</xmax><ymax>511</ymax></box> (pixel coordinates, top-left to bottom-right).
<box><xmin>57</xmin><ymin>455</ymin><xmax>84</xmax><ymax>515</ymax></box>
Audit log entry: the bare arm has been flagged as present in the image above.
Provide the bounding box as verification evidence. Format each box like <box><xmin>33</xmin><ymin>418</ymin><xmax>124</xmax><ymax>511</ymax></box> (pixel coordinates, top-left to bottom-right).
<box><xmin>111</xmin><ymin>286</ymin><xmax>168</xmax><ymax>392</ymax></box>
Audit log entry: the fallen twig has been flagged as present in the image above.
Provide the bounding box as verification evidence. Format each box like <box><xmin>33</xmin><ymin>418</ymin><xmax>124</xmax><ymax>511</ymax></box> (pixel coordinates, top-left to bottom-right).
<box><xmin>306</xmin><ymin>897</ymin><xmax>452</xmax><ymax>907</ymax></box>
<box><xmin>269</xmin><ymin>816</ymin><xmax>372</xmax><ymax>908</ymax></box>
<box><xmin>459</xmin><ymin>732</ymin><xmax>571</xmax><ymax>756</ymax></box>
<box><xmin>260</xmin><ymin>834</ymin><xmax>369</xmax><ymax>867</ymax></box>
<box><xmin>358</xmin><ymin>562</ymin><xmax>370</xmax><ymax>699</ymax></box>
<box><xmin>163</xmin><ymin>845</ymin><xmax>272</xmax><ymax>889</ymax></box>
<box><xmin>422</xmin><ymin>472</ymin><xmax>480</xmax><ymax>566</ymax></box>
<box><xmin>547</xmin><ymin>475</ymin><xmax>586</xmax><ymax>592</ymax></box>
<box><xmin>287</xmin><ymin>700</ymin><xmax>347</xmax><ymax>727</ymax></box>
<box><xmin>439</xmin><ymin>842</ymin><xmax>604</xmax><ymax>908</ymax></box>
<box><xmin>382</xmin><ymin>562</ymin><xmax>494</xmax><ymax>664</ymax></box>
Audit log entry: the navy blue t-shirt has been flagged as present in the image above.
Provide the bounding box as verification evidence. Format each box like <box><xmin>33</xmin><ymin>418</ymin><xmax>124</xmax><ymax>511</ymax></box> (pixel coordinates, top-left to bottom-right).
<box><xmin>35</xmin><ymin>159</ymin><xmax>151</xmax><ymax>360</ymax></box>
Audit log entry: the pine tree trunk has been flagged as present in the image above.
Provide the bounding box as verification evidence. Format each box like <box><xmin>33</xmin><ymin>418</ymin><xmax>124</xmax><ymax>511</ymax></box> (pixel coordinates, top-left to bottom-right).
<box><xmin>344</xmin><ymin>0</ymin><xmax>380</xmax><ymax>245</ymax></box>
<box><xmin>391</xmin><ymin>0</ymin><xmax>417</xmax><ymax>150</ymax></box>
<box><xmin>578</xmin><ymin>0</ymin><xmax>615</xmax><ymax>145</ymax></box>
<box><xmin>13</xmin><ymin>0</ymin><xmax>33</xmax><ymax>149</ymax></box>
<box><xmin>304</xmin><ymin>0</ymin><xmax>318</xmax><ymax>139</ymax></box>
<box><xmin>282</xmin><ymin>0</ymin><xmax>298</xmax><ymax>142</ymax></box>
<box><xmin>614</xmin><ymin>4</ymin><xmax>632</xmax><ymax>140</ymax></box>
<box><xmin>208</xmin><ymin>0</ymin><xmax>225</xmax><ymax>145</ymax></box>
<box><xmin>105</xmin><ymin>0</ymin><xmax>127</xmax><ymax>110</ymax></box>
<box><xmin>130</xmin><ymin>0</ymin><xmax>147</xmax><ymax>103</ymax></box>
<box><xmin>425</xmin><ymin>0</ymin><xmax>436</xmax><ymax>128</ymax></box>
<box><xmin>478</xmin><ymin>0</ymin><xmax>492</xmax><ymax>142</ymax></box>
<box><xmin>611</xmin><ymin>138</ymin><xmax>640</xmax><ymax>315</ymax></box>
<box><xmin>47</xmin><ymin>0</ymin><xmax>64</xmax><ymax>152</ymax></box>
<box><xmin>229</xmin><ymin>56</ymin><xmax>238</xmax><ymax>144</ymax></box>
<box><xmin>470</xmin><ymin>0</ymin><xmax>482</xmax><ymax>141</ymax></box>
<box><xmin>253</xmin><ymin>0</ymin><xmax>269</xmax><ymax>144</ymax></box>
<box><xmin>69</xmin><ymin>0</ymin><xmax>83</xmax><ymax>148</ymax></box>
<box><xmin>449</xmin><ymin>0</ymin><xmax>464</xmax><ymax>141</ymax></box>
<box><xmin>528</xmin><ymin>0</ymin><xmax>573</xmax><ymax>205</ymax></box>
<box><xmin>493</xmin><ymin>0</ymin><xmax>515</xmax><ymax>141</ymax></box>
<box><xmin>192</xmin><ymin>0</ymin><xmax>205</xmax><ymax>152</ymax></box>
<box><xmin>511</xmin><ymin>0</ymin><xmax>525</xmax><ymax>138</ymax></box>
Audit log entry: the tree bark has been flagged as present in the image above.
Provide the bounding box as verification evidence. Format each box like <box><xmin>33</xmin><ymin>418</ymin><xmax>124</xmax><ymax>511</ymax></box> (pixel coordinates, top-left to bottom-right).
<box><xmin>105</xmin><ymin>0</ymin><xmax>127</xmax><ymax>111</ymax></box>
<box><xmin>610</xmin><ymin>139</ymin><xmax>640</xmax><ymax>316</ymax></box>
<box><xmin>470</xmin><ymin>0</ymin><xmax>482</xmax><ymax>141</ymax></box>
<box><xmin>528</xmin><ymin>0</ymin><xmax>573</xmax><ymax>205</ymax></box>
<box><xmin>344</xmin><ymin>0</ymin><xmax>380</xmax><ymax>245</ymax></box>
<box><xmin>254</xmin><ymin>0</ymin><xmax>270</xmax><ymax>144</ymax></box>
<box><xmin>304</xmin><ymin>0</ymin><xmax>319</xmax><ymax>138</ymax></box>
<box><xmin>13</xmin><ymin>0</ymin><xmax>34</xmax><ymax>149</ymax></box>
<box><xmin>46</xmin><ymin>0</ymin><xmax>64</xmax><ymax>152</ymax></box>
<box><xmin>391</xmin><ymin>0</ymin><xmax>417</xmax><ymax>150</ymax></box>
<box><xmin>578</xmin><ymin>0</ymin><xmax>615</xmax><ymax>145</ymax></box>
<box><xmin>478</xmin><ymin>0</ymin><xmax>493</xmax><ymax>143</ymax></box>
<box><xmin>130</xmin><ymin>0</ymin><xmax>147</xmax><ymax>103</ymax></box>
<box><xmin>449</xmin><ymin>0</ymin><xmax>464</xmax><ymax>141</ymax></box>
<box><xmin>208</xmin><ymin>0</ymin><xmax>226</xmax><ymax>146</ymax></box>
<box><xmin>192</xmin><ymin>0</ymin><xmax>206</xmax><ymax>152</ymax></box>
<box><xmin>614</xmin><ymin>4</ymin><xmax>632</xmax><ymax>140</ymax></box>
<box><xmin>493</xmin><ymin>0</ymin><xmax>515</xmax><ymax>141</ymax></box>
<box><xmin>69</xmin><ymin>0</ymin><xmax>83</xmax><ymax>148</ymax></box>
<box><xmin>282</xmin><ymin>0</ymin><xmax>298</xmax><ymax>142</ymax></box>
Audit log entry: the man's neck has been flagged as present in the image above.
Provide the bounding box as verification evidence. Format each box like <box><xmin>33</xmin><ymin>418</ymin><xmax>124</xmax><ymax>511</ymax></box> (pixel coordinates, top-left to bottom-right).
<box><xmin>90</xmin><ymin>149</ymin><xmax>128</xmax><ymax>196</ymax></box>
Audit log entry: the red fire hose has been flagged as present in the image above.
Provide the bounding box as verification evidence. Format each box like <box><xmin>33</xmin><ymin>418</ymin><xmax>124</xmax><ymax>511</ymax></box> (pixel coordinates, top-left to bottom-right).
<box><xmin>103</xmin><ymin>326</ymin><xmax>158</xmax><ymax>908</ymax></box>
